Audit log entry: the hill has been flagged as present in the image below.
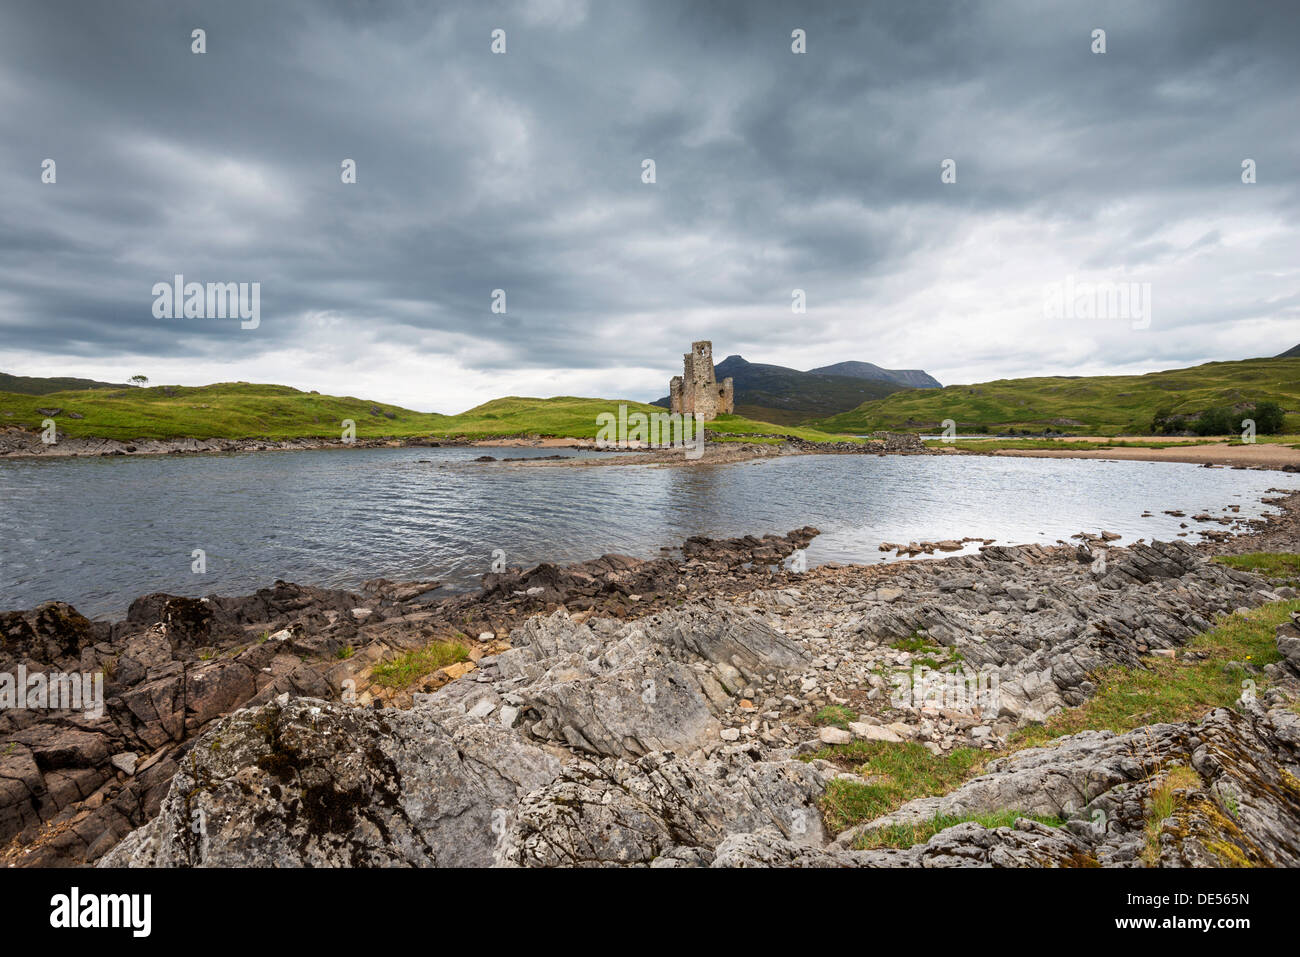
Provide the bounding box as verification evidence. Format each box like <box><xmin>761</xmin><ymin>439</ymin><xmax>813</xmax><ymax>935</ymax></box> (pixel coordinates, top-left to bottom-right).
<box><xmin>815</xmin><ymin>356</ymin><xmax>1300</xmax><ymax>435</ymax></box>
<box><xmin>807</xmin><ymin>361</ymin><xmax>941</xmax><ymax>390</ymax></box>
<box><xmin>0</xmin><ymin>371</ymin><xmax>130</xmax><ymax>395</ymax></box>
<box><xmin>1277</xmin><ymin>344</ymin><xmax>1300</xmax><ymax>359</ymax></box>
<box><xmin>0</xmin><ymin>383</ymin><xmax>861</xmax><ymax>444</ymax></box>
<box><xmin>652</xmin><ymin>354</ymin><xmax>933</xmax><ymax>425</ymax></box>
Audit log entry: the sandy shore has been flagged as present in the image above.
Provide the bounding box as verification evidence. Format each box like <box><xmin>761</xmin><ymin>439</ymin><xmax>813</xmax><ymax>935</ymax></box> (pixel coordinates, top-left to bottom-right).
<box><xmin>973</xmin><ymin>442</ymin><xmax>1300</xmax><ymax>469</ymax></box>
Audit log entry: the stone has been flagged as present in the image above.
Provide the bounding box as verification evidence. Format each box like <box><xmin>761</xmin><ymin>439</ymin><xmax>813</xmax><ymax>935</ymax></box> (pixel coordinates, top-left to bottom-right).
<box><xmin>852</xmin><ymin>724</ymin><xmax>904</xmax><ymax>743</ymax></box>
<box><xmin>818</xmin><ymin>727</ymin><xmax>852</xmax><ymax>745</ymax></box>
<box><xmin>110</xmin><ymin>752</ymin><xmax>139</xmax><ymax>775</ymax></box>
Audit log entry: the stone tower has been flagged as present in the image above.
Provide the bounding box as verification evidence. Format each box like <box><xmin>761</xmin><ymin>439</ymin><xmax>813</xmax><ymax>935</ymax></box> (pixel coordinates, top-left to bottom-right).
<box><xmin>669</xmin><ymin>340</ymin><xmax>734</xmax><ymax>420</ymax></box>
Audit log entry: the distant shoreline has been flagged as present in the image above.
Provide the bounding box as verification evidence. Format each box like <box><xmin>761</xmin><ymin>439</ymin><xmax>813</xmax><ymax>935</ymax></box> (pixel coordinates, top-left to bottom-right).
<box><xmin>4</xmin><ymin>427</ymin><xmax>1299</xmax><ymax>470</ymax></box>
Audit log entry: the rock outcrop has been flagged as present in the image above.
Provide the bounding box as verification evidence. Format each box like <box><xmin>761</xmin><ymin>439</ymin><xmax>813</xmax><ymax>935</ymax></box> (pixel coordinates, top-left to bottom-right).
<box><xmin>10</xmin><ymin>515</ymin><xmax>1300</xmax><ymax>868</ymax></box>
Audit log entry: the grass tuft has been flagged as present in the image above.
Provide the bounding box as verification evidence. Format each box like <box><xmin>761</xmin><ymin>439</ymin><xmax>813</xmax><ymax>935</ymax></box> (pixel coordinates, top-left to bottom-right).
<box><xmin>370</xmin><ymin>641</ymin><xmax>469</xmax><ymax>690</ymax></box>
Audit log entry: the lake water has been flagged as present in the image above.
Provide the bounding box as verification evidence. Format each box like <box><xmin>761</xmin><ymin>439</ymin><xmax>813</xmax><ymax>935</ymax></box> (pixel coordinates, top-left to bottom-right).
<box><xmin>1</xmin><ymin>447</ymin><xmax>1296</xmax><ymax>620</ymax></box>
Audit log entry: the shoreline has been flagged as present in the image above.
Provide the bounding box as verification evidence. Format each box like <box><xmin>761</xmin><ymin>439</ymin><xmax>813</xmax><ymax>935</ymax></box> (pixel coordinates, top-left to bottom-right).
<box><xmin>960</xmin><ymin>442</ymin><xmax>1300</xmax><ymax>470</ymax></box>
<box><xmin>5</xmin><ymin>425</ymin><xmax>1300</xmax><ymax>470</ymax></box>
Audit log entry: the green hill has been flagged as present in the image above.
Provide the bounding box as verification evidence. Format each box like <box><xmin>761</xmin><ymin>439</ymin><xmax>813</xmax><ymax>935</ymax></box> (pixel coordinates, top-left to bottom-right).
<box><xmin>0</xmin><ymin>371</ymin><xmax>130</xmax><ymax>395</ymax></box>
<box><xmin>815</xmin><ymin>356</ymin><xmax>1300</xmax><ymax>435</ymax></box>
<box><xmin>0</xmin><ymin>383</ymin><xmax>860</xmax><ymax>444</ymax></box>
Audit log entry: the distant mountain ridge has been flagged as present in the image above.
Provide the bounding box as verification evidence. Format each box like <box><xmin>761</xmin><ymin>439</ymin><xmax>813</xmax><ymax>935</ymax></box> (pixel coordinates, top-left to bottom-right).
<box><xmin>806</xmin><ymin>361</ymin><xmax>941</xmax><ymax>390</ymax></box>
<box><xmin>1278</xmin><ymin>343</ymin><xmax>1300</xmax><ymax>358</ymax></box>
<box><xmin>0</xmin><ymin>372</ymin><xmax>130</xmax><ymax>395</ymax></box>
<box><xmin>653</xmin><ymin>354</ymin><xmax>941</xmax><ymax>426</ymax></box>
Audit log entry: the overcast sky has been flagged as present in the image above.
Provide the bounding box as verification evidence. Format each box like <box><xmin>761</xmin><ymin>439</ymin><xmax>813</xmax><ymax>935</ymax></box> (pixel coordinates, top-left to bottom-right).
<box><xmin>1</xmin><ymin>0</ymin><xmax>1297</xmax><ymax>413</ymax></box>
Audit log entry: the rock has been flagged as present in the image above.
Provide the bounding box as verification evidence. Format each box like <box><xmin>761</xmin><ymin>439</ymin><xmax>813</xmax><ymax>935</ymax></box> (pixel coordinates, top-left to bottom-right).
<box><xmin>1277</xmin><ymin>616</ymin><xmax>1300</xmax><ymax>676</ymax></box>
<box><xmin>100</xmin><ymin>698</ymin><xmax>563</xmax><ymax>867</ymax></box>
<box><xmin>852</xmin><ymin>724</ymin><xmax>903</xmax><ymax>743</ymax></box>
<box><xmin>110</xmin><ymin>753</ymin><xmax>139</xmax><ymax>775</ymax></box>
<box><xmin>818</xmin><ymin>727</ymin><xmax>852</xmax><ymax>745</ymax></box>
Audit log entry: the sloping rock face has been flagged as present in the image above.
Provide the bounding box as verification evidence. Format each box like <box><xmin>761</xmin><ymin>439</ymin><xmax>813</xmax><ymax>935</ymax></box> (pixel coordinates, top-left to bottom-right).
<box><xmin>0</xmin><ymin>527</ymin><xmax>825</xmax><ymax>866</ymax></box>
<box><xmin>102</xmin><ymin>698</ymin><xmax>562</xmax><ymax>867</ymax></box>
<box><xmin>102</xmin><ymin>603</ymin><xmax>822</xmax><ymax>868</ymax></box>
<box><xmin>802</xmin><ymin>538</ymin><xmax>1274</xmax><ymax>732</ymax></box>
<box><xmin>103</xmin><ymin>697</ymin><xmax>1300</xmax><ymax>868</ymax></box>
<box><xmin>422</xmin><ymin>603</ymin><xmax>809</xmax><ymax>760</ymax></box>
<box><xmin>0</xmin><ymin>582</ymin><xmax>459</xmax><ymax>865</ymax></box>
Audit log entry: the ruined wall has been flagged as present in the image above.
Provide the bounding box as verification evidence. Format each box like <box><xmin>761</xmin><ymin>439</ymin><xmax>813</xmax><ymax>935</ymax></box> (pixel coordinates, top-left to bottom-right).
<box><xmin>669</xmin><ymin>341</ymin><xmax>733</xmax><ymax>420</ymax></box>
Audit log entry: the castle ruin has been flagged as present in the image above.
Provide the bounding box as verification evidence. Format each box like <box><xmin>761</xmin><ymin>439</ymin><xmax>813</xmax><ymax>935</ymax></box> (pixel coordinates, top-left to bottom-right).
<box><xmin>669</xmin><ymin>340</ymin><xmax>734</xmax><ymax>420</ymax></box>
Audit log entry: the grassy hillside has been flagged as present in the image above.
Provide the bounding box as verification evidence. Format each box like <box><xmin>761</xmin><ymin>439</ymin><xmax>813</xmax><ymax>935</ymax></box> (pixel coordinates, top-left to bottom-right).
<box><xmin>816</xmin><ymin>357</ymin><xmax>1300</xmax><ymax>435</ymax></box>
<box><xmin>0</xmin><ymin>383</ymin><xmax>451</xmax><ymax>440</ymax></box>
<box><xmin>0</xmin><ymin>384</ymin><xmax>864</xmax><ymax>444</ymax></box>
<box><xmin>0</xmin><ymin>371</ymin><xmax>130</xmax><ymax>395</ymax></box>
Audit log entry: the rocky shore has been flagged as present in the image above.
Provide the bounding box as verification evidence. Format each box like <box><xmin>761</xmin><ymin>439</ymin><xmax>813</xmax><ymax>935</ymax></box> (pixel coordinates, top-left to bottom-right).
<box><xmin>0</xmin><ymin>428</ymin><xmax>458</xmax><ymax>458</ymax></box>
<box><xmin>3</xmin><ymin>497</ymin><xmax>1299</xmax><ymax>868</ymax></box>
<box><xmin>0</xmin><ymin>425</ymin><xmax>927</xmax><ymax>464</ymax></box>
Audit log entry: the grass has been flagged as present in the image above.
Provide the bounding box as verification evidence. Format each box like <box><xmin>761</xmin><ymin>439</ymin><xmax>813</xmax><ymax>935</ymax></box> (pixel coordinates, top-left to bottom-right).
<box><xmin>923</xmin><ymin>437</ymin><xmax>1220</xmax><ymax>452</ymax></box>
<box><xmin>706</xmin><ymin>413</ymin><xmax>866</xmax><ymax>445</ymax></box>
<box><xmin>1215</xmin><ymin>552</ymin><xmax>1300</xmax><ymax>588</ymax></box>
<box><xmin>369</xmin><ymin>641</ymin><xmax>469</xmax><ymax>690</ymax></box>
<box><xmin>815</xmin><ymin>355</ymin><xmax>1300</xmax><ymax>435</ymax></box>
<box><xmin>805</xmin><ymin>741</ymin><xmax>990</xmax><ymax>832</ymax></box>
<box><xmin>1143</xmin><ymin>765</ymin><xmax>1201</xmax><ymax>865</ymax></box>
<box><xmin>814</xmin><ymin>705</ymin><xmax>856</xmax><ymax>729</ymax></box>
<box><xmin>890</xmin><ymin>631</ymin><xmax>960</xmax><ymax>670</ymax></box>
<box><xmin>852</xmin><ymin>810</ymin><xmax>1064</xmax><ymax>850</ymax></box>
<box><xmin>0</xmin><ymin>383</ymin><xmax>868</xmax><ymax>445</ymax></box>
<box><xmin>1012</xmin><ymin>599</ymin><xmax>1298</xmax><ymax>747</ymax></box>
<box><xmin>812</xmin><ymin>594</ymin><xmax>1298</xmax><ymax>843</ymax></box>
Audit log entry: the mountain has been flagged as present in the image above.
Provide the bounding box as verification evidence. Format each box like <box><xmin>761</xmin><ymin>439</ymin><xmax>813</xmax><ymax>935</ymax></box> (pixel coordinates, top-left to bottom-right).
<box><xmin>807</xmin><ymin>361</ymin><xmax>941</xmax><ymax>390</ymax></box>
<box><xmin>0</xmin><ymin>372</ymin><xmax>130</xmax><ymax>395</ymax></box>
<box><xmin>815</xmin><ymin>354</ymin><xmax>1300</xmax><ymax>435</ymax></box>
<box><xmin>652</xmin><ymin>354</ymin><xmax>934</xmax><ymax>426</ymax></box>
<box><xmin>1277</xmin><ymin>344</ymin><xmax>1300</xmax><ymax>358</ymax></box>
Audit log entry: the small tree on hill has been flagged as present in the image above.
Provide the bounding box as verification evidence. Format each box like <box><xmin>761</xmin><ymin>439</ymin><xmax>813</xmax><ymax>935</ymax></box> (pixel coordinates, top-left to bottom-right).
<box><xmin>130</xmin><ymin>375</ymin><xmax>148</xmax><ymax>387</ymax></box>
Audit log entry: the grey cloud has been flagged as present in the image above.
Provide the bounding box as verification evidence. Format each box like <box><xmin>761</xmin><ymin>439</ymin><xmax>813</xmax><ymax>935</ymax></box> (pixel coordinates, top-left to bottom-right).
<box><xmin>1</xmin><ymin>0</ymin><xmax>1297</xmax><ymax>406</ymax></box>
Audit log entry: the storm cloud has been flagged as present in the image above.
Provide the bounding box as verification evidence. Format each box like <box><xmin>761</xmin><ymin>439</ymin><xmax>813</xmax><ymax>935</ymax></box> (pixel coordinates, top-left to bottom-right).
<box><xmin>1</xmin><ymin>0</ymin><xmax>1297</xmax><ymax>411</ymax></box>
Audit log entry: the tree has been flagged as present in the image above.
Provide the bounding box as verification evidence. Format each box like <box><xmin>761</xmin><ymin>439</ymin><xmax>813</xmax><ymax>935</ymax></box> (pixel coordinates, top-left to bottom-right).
<box><xmin>130</xmin><ymin>375</ymin><xmax>148</xmax><ymax>387</ymax></box>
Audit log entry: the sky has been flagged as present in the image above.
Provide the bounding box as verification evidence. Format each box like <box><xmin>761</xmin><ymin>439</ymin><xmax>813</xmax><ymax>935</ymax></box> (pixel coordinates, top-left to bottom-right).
<box><xmin>1</xmin><ymin>0</ymin><xmax>1297</xmax><ymax>413</ymax></box>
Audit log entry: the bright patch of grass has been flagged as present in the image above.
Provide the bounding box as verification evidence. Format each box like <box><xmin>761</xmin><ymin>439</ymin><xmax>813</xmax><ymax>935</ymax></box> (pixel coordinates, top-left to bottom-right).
<box><xmin>852</xmin><ymin>810</ymin><xmax>1064</xmax><ymax>850</ymax></box>
<box><xmin>707</xmin><ymin>413</ymin><xmax>865</xmax><ymax>444</ymax></box>
<box><xmin>1215</xmin><ymin>552</ymin><xmax>1300</xmax><ymax>587</ymax></box>
<box><xmin>804</xmin><ymin>741</ymin><xmax>990</xmax><ymax>832</ymax></box>
<box><xmin>1143</xmin><ymin>765</ymin><xmax>1201</xmax><ymax>865</ymax></box>
<box><xmin>1012</xmin><ymin>600</ymin><xmax>1298</xmax><ymax>745</ymax></box>
<box><xmin>814</xmin><ymin>705</ymin><xmax>856</xmax><ymax>729</ymax></box>
<box><xmin>370</xmin><ymin>641</ymin><xmax>469</xmax><ymax>690</ymax></box>
<box><xmin>891</xmin><ymin>631</ymin><xmax>941</xmax><ymax>654</ymax></box>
